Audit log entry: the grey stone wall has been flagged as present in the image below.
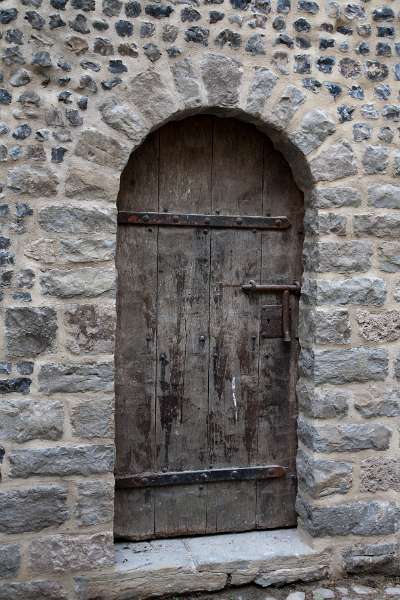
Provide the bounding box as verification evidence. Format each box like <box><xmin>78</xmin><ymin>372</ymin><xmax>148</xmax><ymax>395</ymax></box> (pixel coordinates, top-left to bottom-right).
<box><xmin>0</xmin><ymin>0</ymin><xmax>400</xmax><ymax>595</ymax></box>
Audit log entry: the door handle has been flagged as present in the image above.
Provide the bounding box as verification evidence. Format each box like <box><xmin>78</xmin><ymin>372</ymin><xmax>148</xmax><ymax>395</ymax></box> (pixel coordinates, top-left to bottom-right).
<box><xmin>242</xmin><ymin>280</ymin><xmax>300</xmax><ymax>342</ymax></box>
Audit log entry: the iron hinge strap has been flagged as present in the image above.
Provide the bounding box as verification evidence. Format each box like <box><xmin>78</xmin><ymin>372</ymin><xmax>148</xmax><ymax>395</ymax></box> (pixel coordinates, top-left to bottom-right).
<box><xmin>116</xmin><ymin>465</ymin><xmax>288</xmax><ymax>489</ymax></box>
<box><xmin>117</xmin><ymin>211</ymin><xmax>291</xmax><ymax>230</ymax></box>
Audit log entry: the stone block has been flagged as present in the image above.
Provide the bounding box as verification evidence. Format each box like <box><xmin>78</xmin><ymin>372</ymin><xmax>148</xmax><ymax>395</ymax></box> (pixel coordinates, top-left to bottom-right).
<box><xmin>28</xmin><ymin>533</ymin><xmax>114</xmax><ymax>574</ymax></box>
<box><xmin>255</xmin><ymin>565</ymin><xmax>327</xmax><ymax>587</ymax></box>
<box><xmin>171</xmin><ymin>59</ymin><xmax>202</xmax><ymax>108</ymax></box>
<box><xmin>40</xmin><ymin>267</ymin><xmax>115</xmax><ymax>298</ymax></box>
<box><xmin>308</xmin><ymin>347</ymin><xmax>388</xmax><ymax>384</ymax></box>
<box><xmin>39</xmin><ymin>362</ymin><xmax>114</xmax><ymax>394</ymax></box>
<box><xmin>300</xmin><ymin>308</ymin><xmax>350</xmax><ymax>344</ymax></box>
<box><xmin>355</xmin><ymin>390</ymin><xmax>400</xmax><ymax>418</ymax></box>
<box><xmin>311</xmin><ymin>187</ymin><xmax>361</xmax><ymax>209</ymax></box>
<box><xmin>0</xmin><ymin>544</ymin><xmax>20</xmax><ymax>578</ymax></box>
<box><xmin>71</xmin><ymin>399</ymin><xmax>114</xmax><ymax>438</ymax></box>
<box><xmin>360</xmin><ymin>457</ymin><xmax>400</xmax><ymax>492</ymax></box>
<box><xmin>129</xmin><ymin>70</ymin><xmax>176</xmax><ymax>125</ymax></box>
<box><xmin>310</xmin><ymin>141</ymin><xmax>357</xmax><ymax>182</ymax></box>
<box><xmin>296</xmin><ymin>380</ymin><xmax>350</xmax><ymax>419</ymax></box>
<box><xmin>369</xmin><ymin>184</ymin><xmax>400</xmax><ymax>209</ymax></box>
<box><xmin>378</xmin><ymin>242</ymin><xmax>400</xmax><ymax>272</ymax></box>
<box><xmin>354</xmin><ymin>214</ymin><xmax>400</xmax><ymax>238</ymax></box>
<box><xmin>5</xmin><ymin>307</ymin><xmax>57</xmax><ymax>357</ymax></box>
<box><xmin>0</xmin><ymin>377</ymin><xmax>31</xmax><ymax>395</ymax></box>
<box><xmin>0</xmin><ymin>485</ymin><xmax>68</xmax><ymax>533</ymax></box>
<box><xmin>270</xmin><ymin>85</ymin><xmax>305</xmax><ymax>130</ymax></box>
<box><xmin>38</xmin><ymin>206</ymin><xmax>116</xmax><ymax>234</ymax></box>
<box><xmin>292</xmin><ymin>109</ymin><xmax>336</xmax><ymax>154</ymax></box>
<box><xmin>306</xmin><ymin>276</ymin><xmax>386</xmax><ymax>306</ymax></box>
<box><xmin>7</xmin><ymin>166</ymin><xmax>58</xmax><ymax>196</ymax></box>
<box><xmin>65</xmin><ymin>166</ymin><xmax>118</xmax><ymax>201</ymax></box>
<box><xmin>9</xmin><ymin>445</ymin><xmax>114</xmax><ymax>478</ymax></box>
<box><xmin>356</xmin><ymin>310</ymin><xmax>400</xmax><ymax>342</ymax></box>
<box><xmin>201</xmin><ymin>53</ymin><xmax>242</xmax><ymax>107</ymax></box>
<box><xmin>0</xmin><ymin>581</ymin><xmax>67</xmax><ymax>600</ymax></box>
<box><xmin>343</xmin><ymin>543</ymin><xmax>400</xmax><ymax>575</ymax></box>
<box><xmin>298</xmin><ymin>418</ymin><xmax>391</xmax><ymax>452</ymax></box>
<box><xmin>64</xmin><ymin>304</ymin><xmax>115</xmax><ymax>354</ymax></box>
<box><xmin>75</xmin><ymin>481</ymin><xmax>114</xmax><ymax>527</ymax></box>
<box><xmin>246</xmin><ymin>67</ymin><xmax>277</xmax><ymax>115</ymax></box>
<box><xmin>362</xmin><ymin>145</ymin><xmax>389</xmax><ymax>174</ymax></box>
<box><xmin>25</xmin><ymin>238</ymin><xmax>115</xmax><ymax>264</ymax></box>
<box><xmin>99</xmin><ymin>98</ymin><xmax>147</xmax><ymax>144</ymax></box>
<box><xmin>297</xmin><ymin>497</ymin><xmax>398</xmax><ymax>537</ymax></box>
<box><xmin>304</xmin><ymin>241</ymin><xmax>372</xmax><ymax>273</ymax></box>
<box><xmin>0</xmin><ymin>398</ymin><xmax>63</xmax><ymax>442</ymax></box>
<box><xmin>74</xmin><ymin>128</ymin><xmax>130</xmax><ymax>170</ymax></box>
<box><xmin>297</xmin><ymin>450</ymin><xmax>352</xmax><ymax>498</ymax></box>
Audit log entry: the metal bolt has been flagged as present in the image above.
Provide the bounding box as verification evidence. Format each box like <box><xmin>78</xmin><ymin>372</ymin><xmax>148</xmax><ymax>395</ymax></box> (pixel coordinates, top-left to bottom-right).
<box><xmin>142</xmin><ymin>214</ymin><xmax>149</xmax><ymax>223</ymax></box>
<box><xmin>199</xmin><ymin>335</ymin><xmax>206</xmax><ymax>343</ymax></box>
<box><xmin>275</xmin><ymin>219</ymin><xmax>282</xmax><ymax>227</ymax></box>
<box><xmin>173</xmin><ymin>214</ymin><xmax>179</xmax><ymax>223</ymax></box>
<box><xmin>204</xmin><ymin>217</ymin><xmax>210</xmax><ymax>225</ymax></box>
<box><xmin>236</xmin><ymin>217</ymin><xmax>243</xmax><ymax>225</ymax></box>
<box><xmin>203</xmin><ymin>229</ymin><xmax>208</xmax><ymax>234</ymax></box>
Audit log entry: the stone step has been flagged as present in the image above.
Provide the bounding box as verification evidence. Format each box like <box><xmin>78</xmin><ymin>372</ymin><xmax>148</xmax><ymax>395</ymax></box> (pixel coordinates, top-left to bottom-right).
<box><xmin>75</xmin><ymin>529</ymin><xmax>330</xmax><ymax>600</ymax></box>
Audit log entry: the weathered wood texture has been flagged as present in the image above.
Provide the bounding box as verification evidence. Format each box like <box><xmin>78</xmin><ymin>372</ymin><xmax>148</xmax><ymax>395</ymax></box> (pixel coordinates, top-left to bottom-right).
<box><xmin>115</xmin><ymin>116</ymin><xmax>304</xmax><ymax>540</ymax></box>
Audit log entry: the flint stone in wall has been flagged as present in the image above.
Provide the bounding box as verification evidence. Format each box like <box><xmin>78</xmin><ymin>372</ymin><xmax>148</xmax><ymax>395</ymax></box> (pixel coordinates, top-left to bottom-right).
<box><xmin>307</xmin><ymin>347</ymin><xmax>388</xmax><ymax>384</ymax></box>
<box><xmin>40</xmin><ymin>267</ymin><xmax>115</xmax><ymax>298</ymax></box>
<box><xmin>25</xmin><ymin>238</ymin><xmax>116</xmax><ymax>264</ymax></box>
<box><xmin>343</xmin><ymin>543</ymin><xmax>400</xmax><ymax>575</ymax></box>
<box><xmin>0</xmin><ymin>581</ymin><xmax>67</xmax><ymax>600</ymax></box>
<box><xmin>28</xmin><ymin>533</ymin><xmax>113</xmax><ymax>574</ymax></box>
<box><xmin>171</xmin><ymin>59</ymin><xmax>202</xmax><ymax>108</ymax></box>
<box><xmin>311</xmin><ymin>187</ymin><xmax>361</xmax><ymax>209</ymax></box>
<box><xmin>356</xmin><ymin>310</ymin><xmax>400</xmax><ymax>342</ymax></box>
<box><xmin>75</xmin><ymin>481</ymin><xmax>114</xmax><ymax>526</ymax></box>
<box><xmin>128</xmin><ymin>70</ymin><xmax>176</xmax><ymax>125</ymax></box>
<box><xmin>5</xmin><ymin>307</ymin><xmax>57</xmax><ymax>357</ymax></box>
<box><xmin>296</xmin><ymin>379</ymin><xmax>350</xmax><ymax>418</ymax></box>
<box><xmin>38</xmin><ymin>206</ymin><xmax>116</xmax><ymax>234</ymax></box>
<box><xmin>71</xmin><ymin>399</ymin><xmax>114</xmax><ymax>438</ymax></box>
<box><xmin>9</xmin><ymin>445</ymin><xmax>114</xmax><ymax>478</ymax></box>
<box><xmin>0</xmin><ymin>486</ymin><xmax>68</xmax><ymax>533</ymax></box>
<box><xmin>304</xmin><ymin>241</ymin><xmax>372</xmax><ymax>273</ymax></box>
<box><xmin>99</xmin><ymin>97</ymin><xmax>147</xmax><ymax>144</ymax></box>
<box><xmin>0</xmin><ymin>399</ymin><xmax>63</xmax><ymax>442</ymax></box>
<box><xmin>396</xmin><ymin>354</ymin><xmax>400</xmax><ymax>379</ymax></box>
<box><xmin>269</xmin><ymin>85</ymin><xmax>305</xmax><ymax>130</ymax></box>
<box><xmin>369</xmin><ymin>184</ymin><xmax>400</xmax><ymax>209</ymax></box>
<box><xmin>304</xmin><ymin>277</ymin><xmax>386</xmax><ymax>306</ymax></box>
<box><xmin>310</xmin><ymin>141</ymin><xmax>357</xmax><ymax>182</ymax></box>
<box><xmin>7</xmin><ymin>166</ymin><xmax>58</xmax><ymax>196</ymax></box>
<box><xmin>246</xmin><ymin>67</ymin><xmax>277</xmax><ymax>116</ymax></box>
<box><xmin>65</xmin><ymin>166</ymin><xmax>118</xmax><ymax>201</ymax></box>
<box><xmin>354</xmin><ymin>214</ymin><xmax>400</xmax><ymax>238</ymax></box>
<box><xmin>39</xmin><ymin>362</ymin><xmax>114</xmax><ymax>394</ymax></box>
<box><xmin>297</xmin><ymin>449</ymin><xmax>352</xmax><ymax>498</ymax></box>
<box><xmin>298</xmin><ymin>418</ymin><xmax>391</xmax><ymax>452</ymax></box>
<box><xmin>297</xmin><ymin>497</ymin><xmax>398</xmax><ymax>537</ymax></box>
<box><xmin>360</xmin><ymin>457</ymin><xmax>400</xmax><ymax>493</ymax></box>
<box><xmin>0</xmin><ymin>544</ymin><xmax>20</xmax><ymax>578</ymax></box>
<box><xmin>201</xmin><ymin>54</ymin><xmax>242</xmax><ymax>107</ymax></box>
<box><xmin>75</xmin><ymin>128</ymin><xmax>130</xmax><ymax>170</ymax></box>
<box><xmin>378</xmin><ymin>242</ymin><xmax>400</xmax><ymax>272</ymax></box>
<box><xmin>355</xmin><ymin>390</ymin><xmax>400</xmax><ymax>418</ymax></box>
<box><xmin>64</xmin><ymin>304</ymin><xmax>115</xmax><ymax>354</ymax></box>
<box><xmin>292</xmin><ymin>109</ymin><xmax>336</xmax><ymax>155</ymax></box>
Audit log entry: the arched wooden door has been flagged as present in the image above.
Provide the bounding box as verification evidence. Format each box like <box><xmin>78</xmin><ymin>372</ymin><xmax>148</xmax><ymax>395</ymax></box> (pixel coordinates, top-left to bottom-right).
<box><xmin>115</xmin><ymin>116</ymin><xmax>304</xmax><ymax>540</ymax></box>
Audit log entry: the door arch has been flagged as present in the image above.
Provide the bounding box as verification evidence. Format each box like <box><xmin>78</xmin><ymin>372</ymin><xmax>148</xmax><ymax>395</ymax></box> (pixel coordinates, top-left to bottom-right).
<box><xmin>115</xmin><ymin>115</ymin><xmax>304</xmax><ymax>540</ymax></box>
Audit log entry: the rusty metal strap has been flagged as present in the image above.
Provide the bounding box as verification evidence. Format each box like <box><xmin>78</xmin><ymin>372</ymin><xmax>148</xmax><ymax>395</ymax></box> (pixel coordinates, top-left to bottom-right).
<box><xmin>118</xmin><ymin>211</ymin><xmax>291</xmax><ymax>230</ymax></box>
<box><xmin>116</xmin><ymin>465</ymin><xmax>288</xmax><ymax>489</ymax></box>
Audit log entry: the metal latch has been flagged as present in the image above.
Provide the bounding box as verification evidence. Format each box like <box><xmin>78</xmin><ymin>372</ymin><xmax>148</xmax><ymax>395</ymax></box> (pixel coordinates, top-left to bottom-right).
<box><xmin>242</xmin><ymin>280</ymin><xmax>300</xmax><ymax>342</ymax></box>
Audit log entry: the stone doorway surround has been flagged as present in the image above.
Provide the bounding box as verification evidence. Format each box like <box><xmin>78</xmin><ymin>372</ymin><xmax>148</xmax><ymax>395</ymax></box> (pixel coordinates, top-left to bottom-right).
<box><xmin>1</xmin><ymin>2</ymin><xmax>400</xmax><ymax>594</ymax></box>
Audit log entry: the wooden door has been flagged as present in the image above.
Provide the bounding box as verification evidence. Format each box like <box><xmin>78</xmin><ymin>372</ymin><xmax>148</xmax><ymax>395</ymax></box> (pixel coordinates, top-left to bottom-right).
<box><xmin>115</xmin><ymin>116</ymin><xmax>304</xmax><ymax>540</ymax></box>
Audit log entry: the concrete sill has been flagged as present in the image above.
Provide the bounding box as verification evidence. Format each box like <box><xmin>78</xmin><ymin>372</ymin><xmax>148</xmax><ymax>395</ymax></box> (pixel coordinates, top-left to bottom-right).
<box><xmin>76</xmin><ymin>529</ymin><xmax>330</xmax><ymax>600</ymax></box>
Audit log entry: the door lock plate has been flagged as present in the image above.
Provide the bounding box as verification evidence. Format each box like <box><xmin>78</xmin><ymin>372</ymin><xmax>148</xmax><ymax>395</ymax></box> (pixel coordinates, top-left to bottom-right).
<box><xmin>260</xmin><ymin>305</ymin><xmax>284</xmax><ymax>338</ymax></box>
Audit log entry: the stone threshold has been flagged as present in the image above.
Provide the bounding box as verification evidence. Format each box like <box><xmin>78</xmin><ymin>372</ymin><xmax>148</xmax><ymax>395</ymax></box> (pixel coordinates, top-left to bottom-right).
<box><xmin>76</xmin><ymin>529</ymin><xmax>330</xmax><ymax>600</ymax></box>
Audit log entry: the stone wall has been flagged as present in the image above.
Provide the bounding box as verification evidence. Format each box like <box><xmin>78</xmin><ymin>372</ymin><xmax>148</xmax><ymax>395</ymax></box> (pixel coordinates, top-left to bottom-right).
<box><xmin>0</xmin><ymin>0</ymin><xmax>400</xmax><ymax>596</ymax></box>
